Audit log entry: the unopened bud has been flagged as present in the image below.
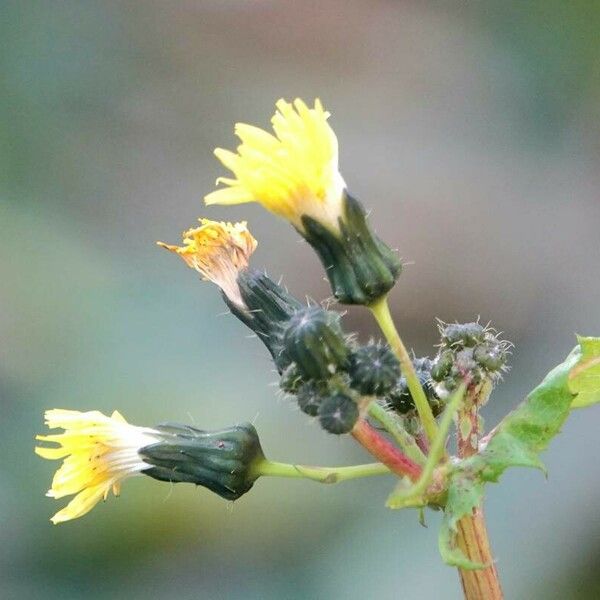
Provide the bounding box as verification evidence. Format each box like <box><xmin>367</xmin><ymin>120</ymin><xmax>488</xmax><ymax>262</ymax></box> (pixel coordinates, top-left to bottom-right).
<box><xmin>279</xmin><ymin>363</ymin><xmax>303</xmax><ymax>394</ymax></box>
<box><xmin>349</xmin><ymin>342</ymin><xmax>400</xmax><ymax>396</ymax></box>
<box><xmin>473</xmin><ymin>341</ymin><xmax>508</xmax><ymax>372</ymax></box>
<box><xmin>387</xmin><ymin>357</ymin><xmax>443</xmax><ymax>416</ymax></box>
<box><xmin>296</xmin><ymin>380</ymin><xmax>326</xmax><ymax>416</ymax></box>
<box><xmin>282</xmin><ymin>307</ymin><xmax>350</xmax><ymax>380</ymax></box>
<box><xmin>225</xmin><ymin>269</ymin><xmax>303</xmax><ymax>371</ymax></box>
<box><xmin>431</xmin><ymin>350</ymin><xmax>454</xmax><ymax>382</ymax></box>
<box><xmin>318</xmin><ymin>392</ymin><xmax>359</xmax><ymax>434</ymax></box>
<box><xmin>441</xmin><ymin>322</ymin><xmax>485</xmax><ymax>348</ymax></box>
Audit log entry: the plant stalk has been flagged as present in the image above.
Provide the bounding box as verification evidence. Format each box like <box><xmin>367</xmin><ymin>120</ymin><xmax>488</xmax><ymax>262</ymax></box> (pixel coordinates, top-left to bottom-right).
<box><xmin>368</xmin><ymin>296</ymin><xmax>439</xmax><ymax>444</ymax></box>
<box><xmin>351</xmin><ymin>418</ymin><xmax>423</xmax><ymax>481</ymax></box>
<box><xmin>455</xmin><ymin>379</ymin><xmax>502</xmax><ymax>599</ymax></box>
<box><xmin>257</xmin><ymin>460</ymin><xmax>390</xmax><ymax>483</ymax></box>
<box><xmin>368</xmin><ymin>297</ymin><xmax>502</xmax><ymax>598</ymax></box>
<box><xmin>367</xmin><ymin>401</ymin><xmax>426</xmax><ymax>466</ymax></box>
<box><xmin>455</xmin><ymin>508</ymin><xmax>503</xmax><ymax>600</ymax></box>
<box><xmin>387</xmin><ymin>382</ymin><xmax>465</xmax><ymax>509</ymax></box>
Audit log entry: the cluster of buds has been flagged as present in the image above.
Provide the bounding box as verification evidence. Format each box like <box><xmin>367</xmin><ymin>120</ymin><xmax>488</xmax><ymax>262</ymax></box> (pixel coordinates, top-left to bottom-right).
<box><xmin>431</xmin><ymin>322</ymin><xmax>510</xmax><ymax>398</ymax></box>
<box><xmin>277</xmin><ymin>306</ymin><xmax>360</xmax><ymax>435</ymax></box>
<box><xmin>155</xmin><ymin>213</ymin><xmax>372</xmax><ymax>436</ymax></box>
<box><xmin>278</xmin><ymin>311</ymin><xmax>441</xmax><ymax>436</ymax></box>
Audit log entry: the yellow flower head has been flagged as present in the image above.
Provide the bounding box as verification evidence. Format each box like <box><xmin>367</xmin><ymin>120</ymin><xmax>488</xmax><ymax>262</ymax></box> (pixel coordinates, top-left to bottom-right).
<box><xmin>205</xmin><ymin>98</ymin><xmax>346</xmax><ymax>232</ymax></box>
<box><xmin>158</xmin><ymin>219</ymin><xmax>257</xmax><ymax>307</ymax></box>
<box><xmin>36</xmin><ymin>409</ymin><xmax>159</xmax><ymax>524</ymax></box>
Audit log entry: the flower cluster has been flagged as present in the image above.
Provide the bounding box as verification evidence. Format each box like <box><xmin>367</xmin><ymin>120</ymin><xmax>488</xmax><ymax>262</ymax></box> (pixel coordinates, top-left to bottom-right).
<box><xmin>36</xmin><ymin>98</ymin><xmax>505</xmax><ymax>538</ymax></box>
<box><xmin>35</xmin><ymin>98</ymin><xmax>426</xmax><ymax>522</ymax></box>
<box><xmin>33</xmin><ymin>92</ymin><xmax>600</xmax><ymax>600</ymax></box>
<box><xmin>387</xmin><ymin>356</ymin><xmax>443</xmax><ymax>417</ymax></box>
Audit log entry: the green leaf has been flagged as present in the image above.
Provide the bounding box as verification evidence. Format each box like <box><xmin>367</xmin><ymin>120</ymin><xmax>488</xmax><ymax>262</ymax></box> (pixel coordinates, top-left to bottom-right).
<box><xmin>569</xmin><ymin>336</ymin><xmax>600</xmax><ymax>408</ymax></box>
<box><xmin>439</xmin><ymin>472</ymin><xmax>486</xmax><ymax>569</ymax></box>
<box><xmin>463</xmin><ymin>348</ymin><xmax>579</xmax><ymax>483</ymax></box>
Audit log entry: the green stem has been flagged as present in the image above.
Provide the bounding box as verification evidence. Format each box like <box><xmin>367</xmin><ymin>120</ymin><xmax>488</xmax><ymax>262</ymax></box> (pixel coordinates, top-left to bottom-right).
<box><xmin>256</xmin><ymin>460</ymin><xmax>390</xmax><ymax>483</ymax></box>
<box><xmin>387</xmin><ymin>382</ymin><xmax>466</xmax><ymax>508</ymax></box>
<box><xmin>367</xmin><ymin>401</ymin><xmax>427</xmax><ymax>466</ymax></box>
<box><xmin>369</xmin><ymin>295</ymin><xmax>439</xmax><ymax>444</ymax></box>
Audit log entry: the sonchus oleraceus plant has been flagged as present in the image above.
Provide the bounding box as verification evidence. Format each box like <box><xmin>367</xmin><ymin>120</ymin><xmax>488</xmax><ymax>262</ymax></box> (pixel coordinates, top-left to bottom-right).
<box><xmin>36</xmin><ymin>98</ymin><xmax>600</xmax><ymax>600</ymax></box>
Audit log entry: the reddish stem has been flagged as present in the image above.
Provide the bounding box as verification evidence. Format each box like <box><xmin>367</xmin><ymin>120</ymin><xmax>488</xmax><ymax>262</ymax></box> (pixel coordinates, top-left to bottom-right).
<box><xmin>415</xmin><ymin>432</ymin><xmax>430</xmax><ymax>455</ymax></box>
<box><xmin>456</xmin><ymin>508</ymin><xmax>503</xmax><ymax>600</ymax></box>
<box><xmin>455</xmin><ymin>381</ymin><xmax>503</xmax><ymax>599</ymax></box>
<box><xmin>351</xmin><ymin>419</ymin><xmax>422</xmax><ymax>481</ymax></box>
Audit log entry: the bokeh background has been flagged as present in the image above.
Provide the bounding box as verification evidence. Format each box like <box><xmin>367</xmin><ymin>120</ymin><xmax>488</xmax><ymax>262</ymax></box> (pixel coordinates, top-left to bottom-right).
<box><xmin>2</xmin><ymin>1</ymin><xmax>600</xmax><ymax>598</ymax></box>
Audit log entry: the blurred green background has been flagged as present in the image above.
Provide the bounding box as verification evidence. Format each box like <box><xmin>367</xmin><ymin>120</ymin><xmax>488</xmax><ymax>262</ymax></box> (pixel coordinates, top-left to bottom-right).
<box><xmin>2</xmin><ymin>1</ymin><xmax>599</xmax><ymax>598</ymax></box>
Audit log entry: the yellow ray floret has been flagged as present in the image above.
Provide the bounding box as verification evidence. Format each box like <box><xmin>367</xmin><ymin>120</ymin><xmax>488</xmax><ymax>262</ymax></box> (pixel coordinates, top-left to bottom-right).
<box><xmin>205</xmin><ymin>98</ymin><xmax>346</xmax><ymax>232</ymax></box>
<box><xmin>35</xmin><ymin>409</ymin><xmax>159</xmax><ymax>524</ymax></box>
<box><xmin>158</xmin><ymin>219</ymin><xmax>257</xmax><ymax>307</ymax></box>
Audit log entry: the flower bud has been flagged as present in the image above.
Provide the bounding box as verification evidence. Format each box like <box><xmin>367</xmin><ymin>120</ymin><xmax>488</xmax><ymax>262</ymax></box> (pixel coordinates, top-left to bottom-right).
<box><xmin>279</xmin><ymin>363</ymin><xmax>303</xmax><ymax>394</ymax></box>
<box><xmin>349</xmin><ymin>342</ymin><xmax>400</xmax><ymax>396</ymax></box>
<box><xmin>473</xmin><ymin>341</ymin><xmax>508</xmax><ymax>372</ymax></box>
<box><xmin>296</xmin><ymin>380</ymin><xmax>326</xmax><ymax>416</ymax></box>
<box><xmin>441</xmin><ymin>322</ymin><xmax>485</xmax><ymax>348</ymax></box>
<box><xmin>301</xmin><ymin>193</ymin><xmax>402</xmax><ymax>305</ymax></box>
<box><xmin>442</xmin><ymin>375</ymin><xmax>459</xmax><ymax>393</ymax></box>
<box><xmin>225</xmin><ymin>269</ymin><xmax>303</xmax><ymax>371</ymax></box>
<box><xmin>430</xmin><ymin>350</ymin><xmax>454</xmax><ymax>382</ymax></box>
<box><xmin>454</xmin><ymin>348</ymin><xmax>480</xmax><ymax>377</ymax></box>
<box><xmin>387</xmin><ymin>357</ymin><xmax>443</xmax><ymax>416</ymax></box>
<box><xmin>282</xmin><ymin>307</ymin><xmax>351</xmax><ymax>380</ymax></box>
<box><xmin>434</xmin><ymin>321</ymin><xmax>511</xmax><ymax>397</ymax></box>
<box><xmin>318</xmin><ymin>392</ymin><xmax>359</xmax><ymax>434</ymax></box>
<box><xmin>139</xmin><ymin>422</ymin><xmax>265</xmax><ymax>501</ymax></box>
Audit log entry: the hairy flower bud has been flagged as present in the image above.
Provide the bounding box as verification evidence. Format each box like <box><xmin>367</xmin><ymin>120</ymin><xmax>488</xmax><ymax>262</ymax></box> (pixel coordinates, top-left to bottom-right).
<box><xmin>224</xmin><ymin>269</ymin><xmax>303</xmax><ymax>371</ymax></box>
<box><xmin>349</xmin><ymin>342</ymin><xmax>400</xmax><ymax>396</ymax></box>
<box><xmin>282</xmin><ymin>307</ymin><xmax>351</xmax><ymax>380</ymax></box>
<box><xmin>430</xmin><ymin>350</ymin><xmax>454</xmax><ymax>382</ymax></box>
<box><xmin>473</xmin><ymin>341</ymin><xmax>508</xmax><ymax>372</ymax></box>
<box><xmin>296</xmin><ymin>380</ymin><xmax>326</xmax><ymax>416</ymax></box>
<box><xmin>318</xmin><ymin>392</ymin><xmax>359</xmax><ymax>434</ymax></box>
<box><xmin>434</xmin><ymin>321</ymin><xmax>511</xmax><ymax>397</ymax></box>
<box><xmin>301</xmin><ymin>193</ymin><xmax>402</xmax><ymax>305</ymax></box>
<box><xmin>441</xmin><ymin>322</ymin><xmax>485</xmax><ymax>348</ymax></box>
<box><xmin>279</xmin><ymin>363</ymin><xmax>303</xmax><ymax>394</ymax></box>
<box><xmin>387</xmin><ymin>357</ymin><xmax>443</xmax><ymax>416</ymax></box>
<box><xmin>139</xmin><ymin>422</ymin><xmax>265</xmax><ymax>501</ymax></box>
